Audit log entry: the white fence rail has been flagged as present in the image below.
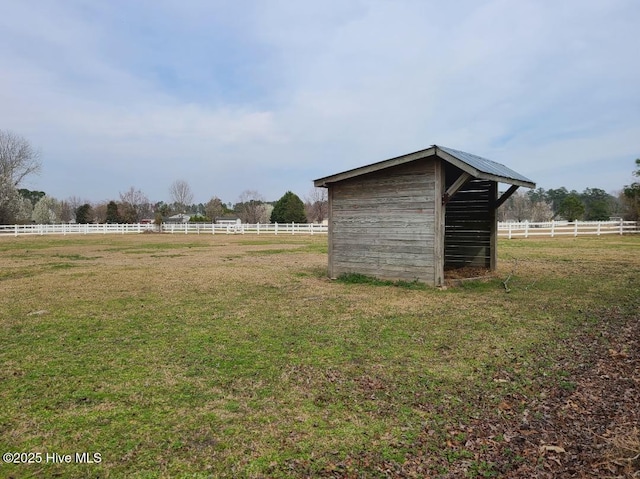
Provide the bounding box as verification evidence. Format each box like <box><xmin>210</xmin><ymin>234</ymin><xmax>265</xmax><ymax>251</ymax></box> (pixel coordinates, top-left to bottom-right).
<box><xmin>0</xmin><ymin>222</ymin><xmax>328</xmax><ymax>237</ymax></box>
<box><xmin>0</xmin><ymin>221</ymin><xmax>637</xmax><ymax>239</ymax></box>
<box><xmin>498</xmin><ymin>220</ymin><xmax>639</xmax><ymax>239</ymax></box>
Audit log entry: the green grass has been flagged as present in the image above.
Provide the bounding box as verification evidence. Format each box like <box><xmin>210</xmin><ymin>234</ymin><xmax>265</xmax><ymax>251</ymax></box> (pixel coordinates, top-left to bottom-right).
<box><xmin>337</xmin><ymin>272</ymin><xmax>427</xmax><ymax>289</ymax></box>
<box><xmin>0</xmin><ymin>234</ymin><xmax>638</xmax><ymax>478</ymax></box>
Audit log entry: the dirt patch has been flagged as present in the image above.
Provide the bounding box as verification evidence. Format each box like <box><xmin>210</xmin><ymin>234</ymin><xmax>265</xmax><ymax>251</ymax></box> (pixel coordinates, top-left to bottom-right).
<box><xmin>444</xmin><ymin>266</ymin><xmax>493</xmax><ymax>285</ymax></box>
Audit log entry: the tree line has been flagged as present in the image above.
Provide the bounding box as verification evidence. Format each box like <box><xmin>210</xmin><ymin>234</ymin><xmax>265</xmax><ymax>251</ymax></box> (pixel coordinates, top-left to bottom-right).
<box><xmin>3</xmin><ymin>184</ymin><xmax>329</xmax><ymax>226</ymax></box>
<box><xmin>1</xmin><ymin>129</ymin><xmax>638</xmax><ymax>225</ymax></box>
<box><xmin>498</xmin><ymin>181</ymin><xmax>639</xmax><ymax>222</ymax></box>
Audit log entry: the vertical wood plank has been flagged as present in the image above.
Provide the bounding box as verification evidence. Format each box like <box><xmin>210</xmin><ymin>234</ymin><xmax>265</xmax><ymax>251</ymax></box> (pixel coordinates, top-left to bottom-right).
<box><xmin>328</xmin><ymin>185</ymin><xmax>334</xmax><ymax>278</ymax></box>
<box><xmin>434</xmin><ymin>159</ymin><xmax>444</xmax><ymax>286</ymax></box>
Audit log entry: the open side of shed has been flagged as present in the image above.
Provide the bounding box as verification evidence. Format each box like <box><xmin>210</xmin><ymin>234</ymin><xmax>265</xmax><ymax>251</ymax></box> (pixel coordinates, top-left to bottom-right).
<box><xmin>314</xmin><ymin>145</ymin><xmax>535</xmax><ymax>286</ymax></box>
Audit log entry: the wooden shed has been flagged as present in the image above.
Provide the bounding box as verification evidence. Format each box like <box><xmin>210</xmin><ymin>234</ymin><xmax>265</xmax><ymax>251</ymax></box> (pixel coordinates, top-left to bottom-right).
<box><xmin>313</xmin><ymin>145</ymin><xmax>535</xmax><ymax>286</ymax></box>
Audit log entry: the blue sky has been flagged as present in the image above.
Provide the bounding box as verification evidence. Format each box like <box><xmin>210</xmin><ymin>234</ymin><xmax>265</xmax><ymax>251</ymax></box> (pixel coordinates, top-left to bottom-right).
<box><xmin>1</xmin><ymin>0</ymin><xmax>638</xmax><ymax>205</ymax></box>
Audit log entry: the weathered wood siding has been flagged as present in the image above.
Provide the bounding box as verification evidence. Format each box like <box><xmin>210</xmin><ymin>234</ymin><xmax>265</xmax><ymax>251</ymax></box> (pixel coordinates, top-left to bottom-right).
<box><xmin>444</xmin><ymin>176</ymin><xmax>496</xmax><ymax>269</ymax></box>
<box><xmin>328</xmin><ymin>160</ymin><xmax>439</xmax><ymax>283</ymax></box>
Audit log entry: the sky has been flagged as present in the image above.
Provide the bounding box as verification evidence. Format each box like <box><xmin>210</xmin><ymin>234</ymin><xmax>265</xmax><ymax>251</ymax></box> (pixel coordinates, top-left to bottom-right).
<box><xmin>1</xmin><ymin>0</ymin><xmax>639</xmax><ymax>205</ymax></box>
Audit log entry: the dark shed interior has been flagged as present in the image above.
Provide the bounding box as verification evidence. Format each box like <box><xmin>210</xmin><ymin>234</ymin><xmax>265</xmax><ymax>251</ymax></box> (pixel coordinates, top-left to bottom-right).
<box><xmin>444</xmin><ymin>162</ymin><xmax>497</xmax><ymax>270</ymax></box>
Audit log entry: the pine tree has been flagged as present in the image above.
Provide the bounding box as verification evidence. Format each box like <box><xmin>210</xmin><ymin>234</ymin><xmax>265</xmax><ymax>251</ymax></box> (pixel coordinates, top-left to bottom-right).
<box><xmin>623</xmin><ymin>159</ymin><xmax>640</xmax><ymax>220</ymax></box>
<box><xmin>106</xmin><ymin>201</ymin><xmax>121</xmax><ymax>223</ymax></box>
<box><xmin>75</xmin><ymin>204</ymin><xmax>93</xmax><ymax>224</ymax></box>
<box><xmin>270</xmin><ymin>191</ymin><xmax>307</xmax><ymax>223</ymax></box>
<box><xmin>558</xmin><ymin>193</ymin><xmax>585</xmax><ymax>221</ymax></box>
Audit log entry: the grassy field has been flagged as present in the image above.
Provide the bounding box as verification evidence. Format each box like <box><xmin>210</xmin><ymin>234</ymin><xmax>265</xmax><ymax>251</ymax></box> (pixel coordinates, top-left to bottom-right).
<box><xmin>0</xmin><ymin>233</ymin><xmax>638</xmax><ymax>478</ymax></box>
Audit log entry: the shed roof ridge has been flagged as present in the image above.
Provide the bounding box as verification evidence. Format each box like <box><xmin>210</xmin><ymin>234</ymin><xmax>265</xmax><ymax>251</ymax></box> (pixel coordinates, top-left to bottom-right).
<box><xmin>313</xmin><ymin>145</ymin><xmax>535</xmax><ymax>188</ymax></box>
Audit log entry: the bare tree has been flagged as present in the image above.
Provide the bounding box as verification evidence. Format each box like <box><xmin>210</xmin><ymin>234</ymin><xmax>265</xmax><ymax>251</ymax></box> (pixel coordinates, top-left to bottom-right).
<box><xmin>204</xmin><ymin>196</ymin><xmax>225</xmax><ymax>222</ymax></box>
<box><xmin>65</xmin><ymin>196</ymin><xmax>89</xmax><ymax>222</ymax></box>
<box><xmin>497</xmin><ymin>190</ymin><xmax>554</xmax><ymax>222</ymax></box>
<box><xmin>235</xmin><ymin>190</ymin><xmax>265</xmax><ymax>223</ymax></box>
<box><xmin>169</xmin><ymin>180</ymin><xmax>194</xmax><ymax>212</ymax></box>
<box><xmin>0</xmin><ymin>130</ymin><xmax>42</xmax><ymax>224</ymax></box>
<box><xmin>119</xmin><ymin>187</ymin><xmax>151</xmax><ymax>223</ymax></box>
<box><xmin>304</xmin><ymin>187</ymin><xmax>328</xmax><ymax>223</ymax></box>
<box><xmin>0</xmin><ymin>130</ymin><xmax>42</xmax><ymax>187</ymax></box>
<box><xmin>498</xmin><ymin>191</ymin><xmax>531</xmax><ymax>222</ymax></box>
<box><xmin>530</xmin><ymin>200</ymin><xmax>553</xmax><ymax>222</ymax></box>
<box><xmin>92</xmin><ymin>201</ymin><xmax>108</xmax><ymax>224</ymax></box>
<box><xmin>59</xmin><ymin>200</ymin><xmax>73</xmax><ymax>223</ymax></box>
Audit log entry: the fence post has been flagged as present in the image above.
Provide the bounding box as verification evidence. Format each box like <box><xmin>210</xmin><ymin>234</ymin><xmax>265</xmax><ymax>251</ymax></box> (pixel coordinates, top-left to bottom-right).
<box><xmin>257</xmin><ymin>223</ymin><xmax>260</xmax><ymax>235</ymax></box>
<box><xmin>597</xmin><ymin>222</ymin><xmax>601</xmax><ymax>236</ymax></box>
<box><xmin>275</xmin><ymin>222</ymin><xmax>278</xmax><ymax>235</ymax></box>
<box><xmin>574</xmin><ymin>221</ymin><xmax>578</xmax><ymax>237</ymax></box>
<box><xmin>14</xmin><ymin>225</ymin><xmax>18</xmax><ymax>237</ymax></box>
<box><xmin>620</xmin><ymin>219</ymin><xmax>624</xmax><ymax>235</ymax></box>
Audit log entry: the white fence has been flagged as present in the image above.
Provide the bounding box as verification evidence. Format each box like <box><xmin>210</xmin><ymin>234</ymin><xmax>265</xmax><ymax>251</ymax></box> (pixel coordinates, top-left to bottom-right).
<box><xmin>0</xmin><ymin>220</ymin><xmax>637</xmax><ymax>239</ymax></box>
<box><xmin>0</xmin><ymin>222</ymin><xmax>328</xmax><ymax>237</ymax></box>
<box><xmin>498</xmin><ymin>220</ymin><xmax>639</xmax><ymax>239</ymax></box>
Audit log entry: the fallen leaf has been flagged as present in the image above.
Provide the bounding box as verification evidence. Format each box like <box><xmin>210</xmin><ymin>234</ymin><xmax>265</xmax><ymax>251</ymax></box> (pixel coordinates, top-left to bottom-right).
<box><xmin>539</xmin><ymin>445</ymin><xmax>566</xmax><ymax>454</ymax></box>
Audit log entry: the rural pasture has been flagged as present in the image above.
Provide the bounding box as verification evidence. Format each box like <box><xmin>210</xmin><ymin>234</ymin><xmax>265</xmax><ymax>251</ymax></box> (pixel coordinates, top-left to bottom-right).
<box><xmin>1</xmin><ymin>234</ymin><xmax>638</xmax><ymax>478</ymax></box>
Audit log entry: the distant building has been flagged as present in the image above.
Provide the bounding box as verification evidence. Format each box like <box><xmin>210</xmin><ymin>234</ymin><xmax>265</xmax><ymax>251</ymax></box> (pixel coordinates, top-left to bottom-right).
<box><xmin>215</xmin><ymin>216</ymin><xmax>241</xmax><ymax>225</ymax></box>
<box><xmin>164</xmin><ymin>214</ymin><xmax>191</xmax><ymax>223</ymax></box>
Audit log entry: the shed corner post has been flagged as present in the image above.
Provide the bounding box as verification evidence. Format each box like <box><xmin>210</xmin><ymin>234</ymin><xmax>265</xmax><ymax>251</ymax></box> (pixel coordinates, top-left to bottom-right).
<box><xmin>434</xmin><ymin>159</ymin><xmax>445</xmax><ymax>285</ymax></box>
<box><xmin>327</xmin><ymin>185</ymin><xmax>334</xmax><ymax>279</ymax></box>
<box><xmin>490</xmin><ymin>181</ymin><xmax>498</xmax><ymax>271</ymax></box>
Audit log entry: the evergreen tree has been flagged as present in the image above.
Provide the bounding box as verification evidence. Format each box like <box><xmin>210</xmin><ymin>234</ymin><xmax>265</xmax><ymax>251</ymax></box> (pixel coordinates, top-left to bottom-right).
<box><xmin>18</xmin><ymin>189</ymin><xmax>46</xmax><ymax>207</ymax></box>
<box><xmin>106</xmin><ymin>201</ymin><xmax>121</xmax><ymax>223</ymax></box>
<box><xmin>270</xmin><ymin>191</ymin><xmax>307</xmax><ymax>223</ymax></box>
<box><xmin>546</xmin><ymin>187</ymin><xmax>569</xmax><ymax>217</ymax></box>
<box><xmin>75</xmin><ymin>203</ymin><xmax>93</xmax><ymax>224</ymax></box>
<box><xmin>581</xmin><ymin>188</ymin><xmax>613</xmax><ymax>220</ymax></box>
<box><xmin>622</xmin><ymin>159</ymin><xmax>640</xmax><ymax>220</ymax></box>
<box><xmin>558</xmin><ymin>193</ymin><xmax>585</xmax><ymax>221</ymax></box>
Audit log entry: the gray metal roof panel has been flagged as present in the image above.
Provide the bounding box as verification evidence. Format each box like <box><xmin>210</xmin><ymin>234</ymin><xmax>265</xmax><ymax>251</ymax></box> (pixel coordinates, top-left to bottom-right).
<box><xmin>436</xmin><ymin>145</ymin><xmax>535</xmax><ymax>185</ymax></box>
<box><xmin>314</xmin><ymin>145</ymin><xmax>535</xmax><ymax>188</ymax></box>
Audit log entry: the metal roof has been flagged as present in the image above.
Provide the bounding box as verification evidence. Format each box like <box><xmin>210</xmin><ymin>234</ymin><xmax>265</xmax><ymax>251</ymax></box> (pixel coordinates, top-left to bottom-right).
<box><xmin>435</xmin><ymin>145</ymin><xmax>535</xmax><ymax>186</ymax></box>
<box><xmin>314</xmin><ymin>145</ymin><xmax>535</xmax><ymax>189</ymax></box>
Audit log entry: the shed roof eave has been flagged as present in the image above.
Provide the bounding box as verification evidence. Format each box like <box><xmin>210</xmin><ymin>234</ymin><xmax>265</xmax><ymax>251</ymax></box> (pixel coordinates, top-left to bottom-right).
<box><xmin>313</xmin><ymin>146</ymin><xmax>437</xmax><ymax>187</ymax></box>
<box><xmin>470</xmin><ymin>172</ymin><xmax>536</xmax><ymax>188</ymax></box>
<box><xmin>313</xmin><ymin>145</ymin><xmax>535</xmax><ymax>189</ymax></box>
<box><xmin>434</xmin><ymin>147</ymin><xmax>535</xmax><ymax>188</ymax></box>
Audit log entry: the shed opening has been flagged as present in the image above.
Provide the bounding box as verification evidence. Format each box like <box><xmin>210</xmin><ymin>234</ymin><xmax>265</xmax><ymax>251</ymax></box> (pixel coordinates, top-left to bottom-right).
<box><xmin>443</xmin><ymin>162</ymin><xmax>496</xmax><ymax>275</ymax></box>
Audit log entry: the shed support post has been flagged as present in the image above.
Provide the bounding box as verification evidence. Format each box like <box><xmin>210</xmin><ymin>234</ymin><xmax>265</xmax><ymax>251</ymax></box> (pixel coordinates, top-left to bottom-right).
<box><xmin>495</xmin><ymin>185</ymin><xmax>520</xmax><ymax>209</ymax></box>
<box><xmin>442</xmin><ymin>172</ymin><xmax>471</xmax><ymax>205</ymax></box>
